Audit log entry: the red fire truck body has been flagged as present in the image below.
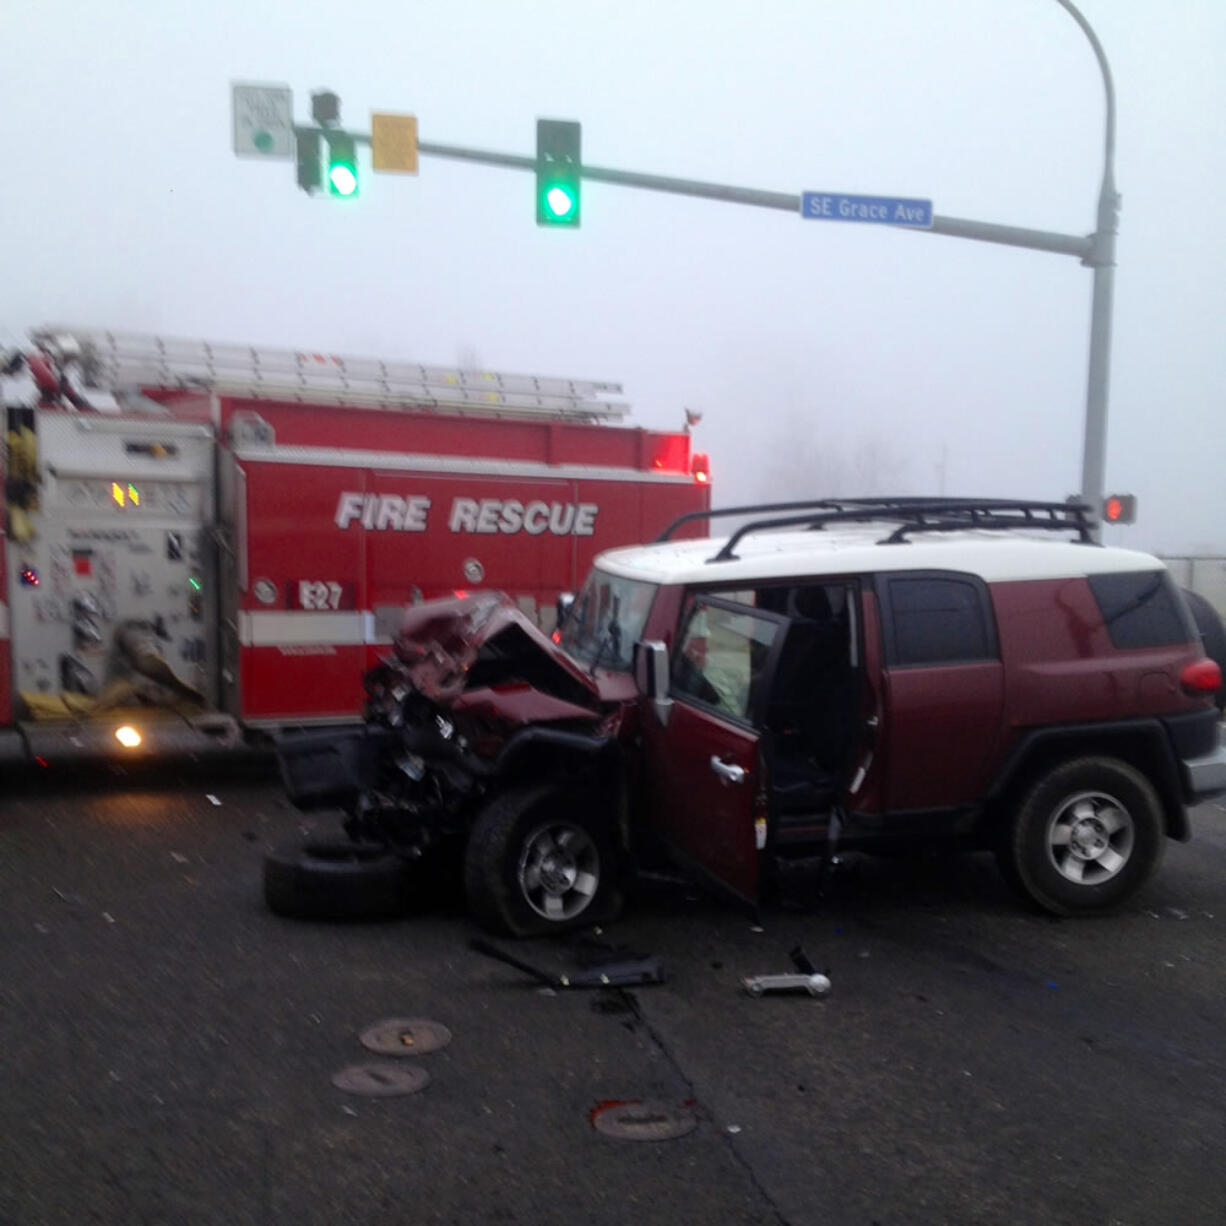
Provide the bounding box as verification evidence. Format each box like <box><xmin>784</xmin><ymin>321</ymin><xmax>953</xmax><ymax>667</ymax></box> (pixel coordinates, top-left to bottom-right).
<box><xmin>1</xmin><ymin>328</ymin><xmax>709</xmax><ymax>761</ymax></box>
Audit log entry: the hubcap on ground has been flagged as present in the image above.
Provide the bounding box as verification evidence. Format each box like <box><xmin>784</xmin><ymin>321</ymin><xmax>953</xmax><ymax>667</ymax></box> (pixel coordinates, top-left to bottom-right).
<box><xmin>1046</xmin><ymin>791</ymin><xmax>1134</xmax><ymax>885</ymax></box>
<box><xmin>518</xmin><ymin>822</ymin><xmax>600</xmax><ymax>922</ymax></box>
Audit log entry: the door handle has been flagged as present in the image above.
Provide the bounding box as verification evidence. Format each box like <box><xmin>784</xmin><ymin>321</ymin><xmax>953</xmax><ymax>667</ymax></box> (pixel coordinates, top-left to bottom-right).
<box><xmin>710</xmin><ymin>756</ymin><xmax>746</xmax><ymax>785</ymax></box>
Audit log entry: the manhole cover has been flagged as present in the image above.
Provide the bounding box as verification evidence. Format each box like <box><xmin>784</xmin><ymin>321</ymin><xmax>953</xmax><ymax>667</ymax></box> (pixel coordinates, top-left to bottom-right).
<box><xmin>359</xmin><ymin>1018</ymin><xmax>452</xmax><ymax>1056</ymax></box>
<box><xmin>332</xmin><ymin>1063</ymin><xmax>431</xmax><ymax>1097</ymax></box>
<box><xmin>591</xmin><ymin>1100</ymin><xmax>697</xmax><ymax>1141</ymax></box>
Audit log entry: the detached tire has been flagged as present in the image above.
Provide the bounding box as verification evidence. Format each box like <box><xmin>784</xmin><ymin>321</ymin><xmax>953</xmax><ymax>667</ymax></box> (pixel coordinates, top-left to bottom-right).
<box><xmin>264</xmin><ymin>839</ymin><xmax>416</xmax><ymax>921</ymax></box>
<box><xmin>999</xmin><ymin>757</ymin><xmax>1165</xmax><ymax>916</ymax></box>
<box><xmin>464</xmin><ymin>784</ymin><xmax>622</xmax><ymax>937</ymax></box>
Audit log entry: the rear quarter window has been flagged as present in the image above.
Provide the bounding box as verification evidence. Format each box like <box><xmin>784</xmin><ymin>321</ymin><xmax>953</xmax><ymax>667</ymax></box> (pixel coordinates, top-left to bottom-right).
<box><xmin>1087</xmin><ymin>571</ymin><xmax>1195</xmax><ymax>649</ymax></box>
<box><xmin>881</xmin><ymin>574</ymin><xmax>997</xmax><ymax>666</ymax></box>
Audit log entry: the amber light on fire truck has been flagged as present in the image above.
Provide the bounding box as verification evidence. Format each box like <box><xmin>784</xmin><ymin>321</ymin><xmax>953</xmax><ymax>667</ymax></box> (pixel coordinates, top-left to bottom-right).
<box><xmin>114</xmin><ymin>725</ymin><xmax>143</xmax><ymax>749</ymax></box>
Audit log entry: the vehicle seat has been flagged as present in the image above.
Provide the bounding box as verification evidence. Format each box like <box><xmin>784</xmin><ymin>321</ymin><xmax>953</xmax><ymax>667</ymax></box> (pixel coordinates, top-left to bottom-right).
<box><xmin>765</xmin><ymin>589</ymin><xmax>850</xmax><ymax>775</ymax></box>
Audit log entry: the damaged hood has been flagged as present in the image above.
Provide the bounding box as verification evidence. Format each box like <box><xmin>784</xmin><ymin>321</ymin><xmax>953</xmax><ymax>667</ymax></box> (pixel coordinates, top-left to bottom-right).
<box><xmin>394</xmin><ymin>593</ymin><xmax>602</xmax><ymax>717</ymax></box>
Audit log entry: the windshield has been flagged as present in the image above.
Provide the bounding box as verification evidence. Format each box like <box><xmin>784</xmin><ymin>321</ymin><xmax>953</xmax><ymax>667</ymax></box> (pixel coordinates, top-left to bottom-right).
<box><xmin>560</xmin><ymin>570</ymin><xmax>658</xmax><ymax>672</ymax></box>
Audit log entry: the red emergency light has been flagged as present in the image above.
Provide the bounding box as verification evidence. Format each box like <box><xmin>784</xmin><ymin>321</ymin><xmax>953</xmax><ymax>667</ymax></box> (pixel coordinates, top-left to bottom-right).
<box><xmin>691</xmin><ymin>452</ymin><xmax>710</xmax><ymax>484</ymax></box>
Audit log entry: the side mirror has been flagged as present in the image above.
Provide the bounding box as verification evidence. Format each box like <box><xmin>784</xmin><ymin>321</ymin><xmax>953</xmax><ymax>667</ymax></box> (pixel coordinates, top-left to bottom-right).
<box><xmin>555</xmin><ymin>592</ymin><xmax>575</xmax><ymax>630</ymax></box>
<box><xmin>633</xmin><ymin>640</ymin><xmax>673</xmax><ymax>726</ymax></box>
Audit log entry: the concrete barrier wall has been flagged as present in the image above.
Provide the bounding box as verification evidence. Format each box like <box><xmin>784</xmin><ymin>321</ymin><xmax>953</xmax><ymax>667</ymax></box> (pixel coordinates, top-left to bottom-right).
<box><xmin>1162</xmin><ymin>556</ymin><xmax>1226</xmax><ymax>618</ymax></box>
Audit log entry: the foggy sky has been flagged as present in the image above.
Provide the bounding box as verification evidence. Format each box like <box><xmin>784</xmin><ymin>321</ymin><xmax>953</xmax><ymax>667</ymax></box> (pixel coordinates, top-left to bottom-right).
<box><xmin>5</xmin><ymin>0</ymin><xmax>1223</xmax><ymax>554</ymax></box>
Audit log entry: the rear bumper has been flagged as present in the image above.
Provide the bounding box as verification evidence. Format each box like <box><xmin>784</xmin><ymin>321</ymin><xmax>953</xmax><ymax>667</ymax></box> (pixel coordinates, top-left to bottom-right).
<box><xmin>1182</xmin><ymin>735</ymin><xmax>1226</xmax><ymax>801</ymax></box>
<box><xmin>15</xmin><ymin>715</ymin><xmax>242</xmax><ymax>763</ymax></box>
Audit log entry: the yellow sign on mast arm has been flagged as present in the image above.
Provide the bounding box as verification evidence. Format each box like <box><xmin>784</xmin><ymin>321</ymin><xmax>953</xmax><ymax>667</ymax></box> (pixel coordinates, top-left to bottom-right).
<box><xmin>371</xmin><ymin>112</ymin><xmax>419</xmax><ymax>174</ymax></box>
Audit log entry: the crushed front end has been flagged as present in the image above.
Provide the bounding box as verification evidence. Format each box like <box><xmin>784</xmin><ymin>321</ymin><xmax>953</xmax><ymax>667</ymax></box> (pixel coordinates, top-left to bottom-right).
<box><xmin>276</xmin><ymin>592</ymin><xmax>616</xmax><ymax>864</ymax></box>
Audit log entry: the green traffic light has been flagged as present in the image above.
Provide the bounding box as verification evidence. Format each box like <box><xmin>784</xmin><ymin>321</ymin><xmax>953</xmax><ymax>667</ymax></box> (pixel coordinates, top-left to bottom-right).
<box><xmin>328</xmin><ymin>163</ymin><xmax>358</xmax><ymax>197</ymax></box>
<box><xmin>536</xmin><ymin>119</ymin><xmax>581</xmax><ymax>227</ymax></box>
<box><xmin>543</xmin><ymin>185</ymin><xmax>576</xmax><ymax>220</ymax></box>
<box><xmin>325</xmin><ymin>131</ymin><xmax>359</xmax><ymax>199</ymax></box>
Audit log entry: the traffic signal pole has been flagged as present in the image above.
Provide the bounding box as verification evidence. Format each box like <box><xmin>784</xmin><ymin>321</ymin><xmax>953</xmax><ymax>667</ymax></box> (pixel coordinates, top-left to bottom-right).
<box><xmin>317</xmin><ymin>125</ymin><xmax>1095</xmax><ymax>254</ymax></box>
<box><xmin>277</xmin><ymin>2</ymin><xmax>1118</xmax><ymax>536</ymax></box>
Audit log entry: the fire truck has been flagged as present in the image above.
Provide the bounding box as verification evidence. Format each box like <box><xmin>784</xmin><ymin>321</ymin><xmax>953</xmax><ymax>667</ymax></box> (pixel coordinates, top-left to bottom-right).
<box><xmin>0</xmin><ymin>327</ymin><xmax>710</xmax><ymax>764</ymax></box>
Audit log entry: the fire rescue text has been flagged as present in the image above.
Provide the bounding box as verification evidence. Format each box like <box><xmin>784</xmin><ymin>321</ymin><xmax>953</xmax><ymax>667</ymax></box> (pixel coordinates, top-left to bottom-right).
<box><xmin>334</xmin><ymin>493</ymin><xmax>599</xmax><ymax>536</ymax></box>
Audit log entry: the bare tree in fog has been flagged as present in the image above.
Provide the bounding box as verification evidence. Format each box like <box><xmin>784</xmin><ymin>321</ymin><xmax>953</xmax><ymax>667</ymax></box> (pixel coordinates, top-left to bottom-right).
<box><xmin>748</xmin><ymin>409</ymin><xmax>914</xmax><ymax>503</ymax></box>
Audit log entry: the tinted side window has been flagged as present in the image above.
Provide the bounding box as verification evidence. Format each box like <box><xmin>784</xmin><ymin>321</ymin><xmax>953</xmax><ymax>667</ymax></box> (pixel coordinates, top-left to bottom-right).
<box><xmin>888</xmin><ymin>577</ymin><xmax>992</xmax><ymax>665</ymax></box>
<box><xmin>1088</xmin><ymin>571</ymin><xmax>1194</xmax><ymax>649</ymax></box>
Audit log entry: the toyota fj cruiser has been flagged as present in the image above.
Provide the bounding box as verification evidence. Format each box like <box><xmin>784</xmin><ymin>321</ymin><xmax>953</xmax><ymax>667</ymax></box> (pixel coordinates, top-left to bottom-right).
<box><xmin>269</xmin><ymin>498</ymin><xmax>1226</xmax><ymax>933</ymax></box>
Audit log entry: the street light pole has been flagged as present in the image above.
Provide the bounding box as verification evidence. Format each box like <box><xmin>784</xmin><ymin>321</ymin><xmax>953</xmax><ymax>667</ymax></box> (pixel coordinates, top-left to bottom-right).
<box><xmin>1053</xmin><ymin>0</ymin><xmax>1119</xmax><ymax>541</ymax></box>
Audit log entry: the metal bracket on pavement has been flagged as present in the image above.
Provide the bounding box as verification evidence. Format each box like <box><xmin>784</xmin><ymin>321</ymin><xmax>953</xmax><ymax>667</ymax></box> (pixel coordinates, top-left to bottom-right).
<box><xmin>743</xmin><ymin>944</ymin><xmax>831</xmax><ymax>998</ymax></box>
<box><xmin>468</xmin><ymin>937</ymin><xmax>665</xmax><ymax>988</ymax></box>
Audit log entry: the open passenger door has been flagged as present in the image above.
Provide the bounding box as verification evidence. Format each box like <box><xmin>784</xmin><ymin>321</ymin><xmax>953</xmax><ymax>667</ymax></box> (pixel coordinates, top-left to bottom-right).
<box><xmin>637</xmin><ymin>596</ymin><xmax>787</xmax><ymax>908</ymax></box>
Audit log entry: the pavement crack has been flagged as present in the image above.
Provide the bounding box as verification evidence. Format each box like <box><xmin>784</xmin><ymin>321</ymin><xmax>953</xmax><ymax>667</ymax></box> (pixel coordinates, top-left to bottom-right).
<box><xmin>619</xmin><ymin>990</ymin><xmax>795</xmax><ymax>1226</ymax></box>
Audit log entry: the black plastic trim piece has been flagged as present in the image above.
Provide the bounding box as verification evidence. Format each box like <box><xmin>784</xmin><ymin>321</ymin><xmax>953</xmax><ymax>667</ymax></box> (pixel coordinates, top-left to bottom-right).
<box><xmin>1162</xmin><ymin>708</ymin><xmax>1222</xmax><ymax>761</ymax></box>
<box><xmin>987</xmin><ymin>719</ymin><xmax>1190</xmax><ymax>842</ymax></box>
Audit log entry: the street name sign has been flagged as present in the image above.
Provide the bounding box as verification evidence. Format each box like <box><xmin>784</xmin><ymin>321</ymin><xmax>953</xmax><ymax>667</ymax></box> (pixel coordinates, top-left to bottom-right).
<box><xmin>232</xmin><ymin>82</ymin><xmax>294</xmax><ymax>159</ymax></box>
<box><xmin>801</xmin><ymin>192</ymin><xmax>933</xmax><ymax>229</ymax></box>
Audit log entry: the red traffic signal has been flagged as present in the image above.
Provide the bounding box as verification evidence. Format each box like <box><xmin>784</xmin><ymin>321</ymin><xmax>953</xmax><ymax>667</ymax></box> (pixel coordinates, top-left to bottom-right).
<box><xmin>1102</xmin><ymin>493</ymin><xmax>1137</xmax><ymax>524</ymax></box>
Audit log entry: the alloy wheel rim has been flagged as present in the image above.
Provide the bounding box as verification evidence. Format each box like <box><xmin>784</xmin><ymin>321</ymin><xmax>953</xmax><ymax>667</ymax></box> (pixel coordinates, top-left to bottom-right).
<box><xmin>518</xmin><ymin>822</ymin><xmax>600</xmax><ymax>921</ymax></box>
<box><xmin>1045</xmin><ymin>790</ymin><xmax>1134</xmax><ymax>886</ymax></box>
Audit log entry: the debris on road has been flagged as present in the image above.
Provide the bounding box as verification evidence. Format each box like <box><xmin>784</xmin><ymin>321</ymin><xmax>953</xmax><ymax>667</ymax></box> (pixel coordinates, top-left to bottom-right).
<box><xmin>205</xmin><ymin>794</ymin><xmax>222</xmax><ymax>806</ymax></box>
<box><xmin>590</xmin><ymin>1099</ymin><xmax>697</xmax><ymax>1141</ymax></box>
<box><xmin>468</xmin><ymin>937</ymin><xmax>665</xmax><ymax>989</ymax></box>
<box><xmin>743</xmin><ymin>972</ymin><xmax>831</xmax><ymax>999</ymax></box>
<box><xmin>742</xmin><ymin>944</ymin><xmax>831</xmax><ymax>998</ymax></box>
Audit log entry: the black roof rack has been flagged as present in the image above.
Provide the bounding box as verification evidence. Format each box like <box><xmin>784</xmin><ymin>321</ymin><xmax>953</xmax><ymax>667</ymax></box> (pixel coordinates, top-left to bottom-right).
<box><xmin>656</xmin><ymin>497</ymin><xmax>1096</xmax><ymax>562</ymax></box>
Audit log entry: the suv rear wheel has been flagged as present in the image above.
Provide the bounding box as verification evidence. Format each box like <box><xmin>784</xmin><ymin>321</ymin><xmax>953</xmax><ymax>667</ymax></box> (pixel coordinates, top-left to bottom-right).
<box><xmin>1001</xmin><ymin>757</ymin><xmax>1165</xmax><ymax>916</ymax></box>
<box><xmin>464</xmin><ymin>784</ymin><xmax>622</xmax><ymax>937</ymax></box>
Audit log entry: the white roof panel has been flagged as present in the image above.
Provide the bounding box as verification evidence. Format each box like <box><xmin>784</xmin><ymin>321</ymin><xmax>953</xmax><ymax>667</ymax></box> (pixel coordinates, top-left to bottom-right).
<box><xmin>594</xmin><ymin>528</ymin><xmax>1164</xmax><ymax>587</ymax></box>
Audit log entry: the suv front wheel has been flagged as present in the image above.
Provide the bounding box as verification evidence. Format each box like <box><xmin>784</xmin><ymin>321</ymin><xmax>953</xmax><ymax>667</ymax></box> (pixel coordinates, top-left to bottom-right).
<box><xmin>1001</xmin><ymin>757</ymin><xmax>1166</xmax><ymax>916</ymax></box>
<box><xmin>464</xmin><ymin>784</ymin><xmax>622</xmax><ymax>936</ymax></box>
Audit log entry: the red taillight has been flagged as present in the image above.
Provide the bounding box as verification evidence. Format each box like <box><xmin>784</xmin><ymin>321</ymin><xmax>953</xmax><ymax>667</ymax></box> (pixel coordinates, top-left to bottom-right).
<box><xmin>1180</xmin><ymin>658</ymin><xmax>1222</xmax><ymax>696</ymax></box>
<box><xmin>691</xmin><ymin>451</ymin><xmax>710</xmax><ymax>484</ymax></box>
<box><xmin>551</xmin><ymin>629</ymin><xmax>562</xmax><ymax>644</ymax></box>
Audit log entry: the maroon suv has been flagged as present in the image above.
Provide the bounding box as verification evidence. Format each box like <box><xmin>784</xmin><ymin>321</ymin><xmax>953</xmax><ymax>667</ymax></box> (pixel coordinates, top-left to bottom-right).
<box><xmin>269</xmin><ymin>498</ymin><xmax>1226</xmax><ymax>933</ymax></box>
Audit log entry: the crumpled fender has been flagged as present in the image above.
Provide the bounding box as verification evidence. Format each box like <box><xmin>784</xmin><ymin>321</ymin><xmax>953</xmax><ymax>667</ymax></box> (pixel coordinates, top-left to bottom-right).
<box><xmin>394</xmin><ymin>593</ymin><xmax>602</xmax><ymax>714</ymax></box>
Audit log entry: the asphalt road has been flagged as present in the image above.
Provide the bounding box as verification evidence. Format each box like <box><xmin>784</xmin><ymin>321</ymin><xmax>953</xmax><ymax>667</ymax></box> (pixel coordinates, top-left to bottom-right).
<box><xmin>2</xmin><ymin>761</ymin><xmax>1225</xmax><ymax>1226</ymax></box>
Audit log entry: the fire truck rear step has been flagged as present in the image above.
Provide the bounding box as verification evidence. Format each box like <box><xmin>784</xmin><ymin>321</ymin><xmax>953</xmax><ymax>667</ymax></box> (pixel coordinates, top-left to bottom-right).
<box><xmin>18</xmin><ymin>714</ymin><xmax>241</xmax><ymax>760</ymax></box>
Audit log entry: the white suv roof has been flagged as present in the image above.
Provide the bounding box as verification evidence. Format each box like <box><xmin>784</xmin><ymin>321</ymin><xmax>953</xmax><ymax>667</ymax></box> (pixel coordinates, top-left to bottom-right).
<box><xmin>597</xmin><ymin>524</ymin><xmax>1164</xmax><ymax>588</ymax></box>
